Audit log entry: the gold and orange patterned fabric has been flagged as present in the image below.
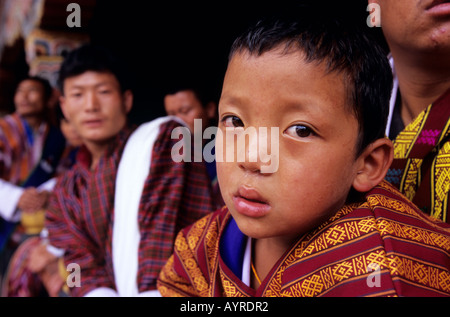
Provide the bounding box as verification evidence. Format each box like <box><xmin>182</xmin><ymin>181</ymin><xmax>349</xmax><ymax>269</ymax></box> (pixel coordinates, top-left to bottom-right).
<box><xmin>158</xmin><ymin>181</ymin><xmax>450</xmax><ymax>297</ymax></box>
<box><xmin>386</xmin><ymin>89</ymin><xmax>450</xmax><ymax>223</ymax></box>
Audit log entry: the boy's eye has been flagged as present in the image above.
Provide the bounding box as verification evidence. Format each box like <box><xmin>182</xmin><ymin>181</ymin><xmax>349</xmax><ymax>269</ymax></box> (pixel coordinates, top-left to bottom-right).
<box><xmin>222</xmin><ymin>115</ymin><xmax>244</xmax><ymax>128</ymax></box>
<box><xmin>285</xmin><ymin>124</ymin><xmax>314</xmax><ymax>138</ymax></box>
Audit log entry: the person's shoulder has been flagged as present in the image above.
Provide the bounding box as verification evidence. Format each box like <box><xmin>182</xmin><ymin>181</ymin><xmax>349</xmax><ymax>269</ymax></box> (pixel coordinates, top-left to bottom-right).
<box><xmin>52</xmin><ymin>160</ymin><xmax>85</xmax><ymax>196</ymax></box>
<box><xmin>183</xmin><ymin>207</ymin><xmax>229</xmax><ymax>234</ymax></box>
<box><xmin>177</xmin><ymin>207</ymin><xmax>230</xmax><ymax>249</ymax></box>
<box><xmin>125</xmin><ymin>116</ymin><xmax>185</xmax><ymax>153</ymax></box>
<box><xmin>365</xmin><ymin>180</ymin><xmax>450</xmax><ymax>235</ymax></box>
<box><xmin>0</xmin><ymin>113</ymin><xmax>20</xmax><ymax>130</ymax></box>
<box><xmin>133</xmin><ymin>116</ymin><xmax>186</xmax><ymax>137</ymax></box>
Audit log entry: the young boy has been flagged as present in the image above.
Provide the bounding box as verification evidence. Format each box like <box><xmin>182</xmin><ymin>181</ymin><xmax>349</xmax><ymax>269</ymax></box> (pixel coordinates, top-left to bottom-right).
<box><xmin>45</xmin><ymin>44</ymin><xmax>215</xmax><ymax>296</ymax></box>
<box><xmin>157</xmin><ymin>11</ymin><xmax>450</xmax><ymax>296</ymax></box>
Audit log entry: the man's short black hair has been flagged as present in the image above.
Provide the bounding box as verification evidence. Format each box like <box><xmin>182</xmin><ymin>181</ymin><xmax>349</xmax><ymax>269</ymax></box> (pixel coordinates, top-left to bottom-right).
<box><xmin>228</xmin><ymin>2</ymin><xmax>393</xmax><ymax>156</ymax></box>
<box><xmin>165</xmin><ymin>83</ymin><xmax>212</xmax><ymax>108</ymax></box>
<box><xmin>57</xmin><ymin>43</ymin><xmax>132</xmax><ymax>94</ymax></box>
<box><xmin>19</xmin><ymin>76</ymin><xmax>53</xmax><ymax>102</ymax></box>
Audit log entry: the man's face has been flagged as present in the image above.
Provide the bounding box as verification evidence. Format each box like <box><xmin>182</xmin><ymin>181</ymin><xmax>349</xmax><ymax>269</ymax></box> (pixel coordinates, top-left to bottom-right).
<box><xmin>60</xmin><ymin>71</ymin><xmax>132</xmax><ymax>146</ymax></box>
<box><xmin>14</xmin><ymin>79</ymin><xmax>47</xmax><ymax>118</ymax></box>
<box><xmin>164</xmin><ymin>90</ymin><xmax>209</xmax><ymax>133</ymax></box>
<box><xmin>372</xmin><ymin>0</ymin><xmax>450</xmax><ymax>53</ymax></box>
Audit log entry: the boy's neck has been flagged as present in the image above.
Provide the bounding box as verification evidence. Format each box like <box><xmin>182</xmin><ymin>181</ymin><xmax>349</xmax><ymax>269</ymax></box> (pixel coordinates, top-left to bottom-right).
<box><xmin>252</xmin><ymin>237</ymin><xmax>292</xmax><ymax>288</ymax></box>
<box><xmin>392</xmin><ymin>50</ymin><xmax>450</xmax><ymax>126</ymax></box>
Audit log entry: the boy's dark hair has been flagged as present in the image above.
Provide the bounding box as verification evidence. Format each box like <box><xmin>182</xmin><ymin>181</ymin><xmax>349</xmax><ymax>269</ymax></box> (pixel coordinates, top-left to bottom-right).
<box><xmin>229</xmin><ymin>4</ymin><xmax>393</xmax><ymax>156</ymax></box>
<box><xmin>57</xmin><ymin>43</ymin><xmax>132</xmax><ymax>94</ymax></box>
<box><xmin>19</xmin><ymin>76</ymin><xmax>53</xmax><ymax>102</ymax></box>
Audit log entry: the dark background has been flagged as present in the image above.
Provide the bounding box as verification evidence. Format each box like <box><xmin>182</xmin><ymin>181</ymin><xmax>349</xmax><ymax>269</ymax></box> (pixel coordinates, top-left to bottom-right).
<box><xmin>89</xmin><ymin>1</ymin><xmax>293</xmax><ymax>124</ymax></box>
<box><xmin>0</xmin><ymin>0</ymin><xmax>381</xmax><ymax>125</ymax></box>
<box><xmin>87</xmin><ymin>0</ymin><xmax>377</xmax><ymax>125</ymax></box>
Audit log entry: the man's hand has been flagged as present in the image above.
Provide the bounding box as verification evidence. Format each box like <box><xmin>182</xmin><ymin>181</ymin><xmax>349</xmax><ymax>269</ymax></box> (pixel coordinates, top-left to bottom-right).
<box><xmin>17</xmin><ymin>188</ymin><xmax>49</xmax><ymax>212</ymax></box>
<box><xmin>27</xmin><ymin>242</ymin><xmax>57</xmax><ymax>273</ymax></box>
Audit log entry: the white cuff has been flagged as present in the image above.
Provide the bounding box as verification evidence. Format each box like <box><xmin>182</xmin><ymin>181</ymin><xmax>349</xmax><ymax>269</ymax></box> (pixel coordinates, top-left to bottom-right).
<box><xmin>137</xmin><ymin>290</ymin><xmax>161</xmax><ymax>297</ymax></box>
<box><xmin>45</xmin><ymin>243</ymin><xmax>65</xmax><ymax>258</ymax></box>
<box><xmin>84</xmin><ymin>287</ymin><xmax>119</xmax><ymax>297</ymax></box>
<box><xmin>0</xmin><ymin>179</ymin><xmax>24</xmax><ymax>222</ymax></box>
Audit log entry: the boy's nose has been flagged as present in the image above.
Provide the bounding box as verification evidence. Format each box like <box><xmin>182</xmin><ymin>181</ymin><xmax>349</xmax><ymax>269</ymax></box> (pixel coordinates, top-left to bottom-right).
<box><xmin>237</xmin><ymin>127</ymin><xmax>279</xmax><ymax>174</ymax></box>
<box><xmin>237</xmin><ymin>128</ymin><xmax>263</xmax><ymax>174</ymax></box>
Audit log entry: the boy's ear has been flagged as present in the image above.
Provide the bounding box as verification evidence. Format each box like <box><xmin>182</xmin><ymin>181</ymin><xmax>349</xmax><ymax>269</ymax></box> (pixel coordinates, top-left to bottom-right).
<box><xmin>352</xmin><ymin>138</ymin><xmax>394</xmax><ymax>193</ymax></box>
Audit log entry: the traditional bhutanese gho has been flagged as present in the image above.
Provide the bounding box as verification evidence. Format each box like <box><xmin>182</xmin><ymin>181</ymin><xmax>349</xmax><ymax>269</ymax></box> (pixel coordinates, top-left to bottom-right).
<box><xmin>386</xmin><ymin>89</ymin><xmax>450</xmax><ymax>223</ymax></box>
<box><xmin>158</xmin><ymin>181</ymin><xmax>450</xmax><ymax>297</ymax></box>
<box><xmin>0</xmin><ymin>113</ymin><xmax>65</xmax><ymax>251</ymax></box>
<box><xmin>46</xmin><ymin>119</ymin><xmax>215</xmax><ymax>297</ymax></box>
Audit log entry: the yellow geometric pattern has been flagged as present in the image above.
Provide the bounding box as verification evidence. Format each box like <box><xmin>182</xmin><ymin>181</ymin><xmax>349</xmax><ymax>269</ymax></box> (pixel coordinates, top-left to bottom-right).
<box><xmin>393</xmin><ymin>108</ymin><xmax>428</xmax><ymax>159</ymax></box>
<box><xmin>277</xmin><ymin>250</ymin><xmax>450</xmax><ymax>297</ymax></box>
<box><xmin>432</xmin><ymin>142</ymin><xmax>450</xmax><ymax>221</ymax></box>
<box><xmin>392</xmin><ymin>102</ymin><xmax>450</xmax><ymax>222</ymax></box>
<box><xmin>158</xmin><ymin>185</ymin><xmax>450</xmax><ymax>297</ymax></box>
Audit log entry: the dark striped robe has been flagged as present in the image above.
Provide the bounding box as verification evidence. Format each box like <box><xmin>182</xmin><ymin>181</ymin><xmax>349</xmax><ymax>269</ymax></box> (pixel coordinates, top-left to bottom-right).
<box><xmin>46</xmin><ymin>120</ymin><xmax>215</xmax><ymax>296</ymax></box>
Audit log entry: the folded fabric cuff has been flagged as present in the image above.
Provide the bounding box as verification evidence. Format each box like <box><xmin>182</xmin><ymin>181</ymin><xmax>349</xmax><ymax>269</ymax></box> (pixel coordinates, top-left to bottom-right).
<box><xmin>84</xmin><ymin>287</ymin><xmax>119</xmax><ymax>297</ymax></box>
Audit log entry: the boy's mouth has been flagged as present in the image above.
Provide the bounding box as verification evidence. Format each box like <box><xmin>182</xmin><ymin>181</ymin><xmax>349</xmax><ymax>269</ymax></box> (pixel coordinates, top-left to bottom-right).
<box><xmin>232</xmin><ymin>186</ymin><xmax>271</xmax><ymax>218</ymax></box>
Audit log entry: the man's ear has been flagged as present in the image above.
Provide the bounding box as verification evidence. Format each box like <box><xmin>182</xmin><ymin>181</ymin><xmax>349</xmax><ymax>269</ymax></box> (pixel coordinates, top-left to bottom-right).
<box><xmin>59</xmin><ymin>95</ymin><xmax>70</xmax><ymax>120</ymax></box>
<box><xmin>123</xmin><ymin>90</ymin><xmax>133</xmax><ymax>114</ymax></box>
<box><xmin>206</xmin><ymin>101</ymin><xmax>217</xmax><ymax>120</ymax></box>
<box><xmin>352</xmin><ymin>138</ymin><xmax>394</xmax><ymax>193</ymax></box>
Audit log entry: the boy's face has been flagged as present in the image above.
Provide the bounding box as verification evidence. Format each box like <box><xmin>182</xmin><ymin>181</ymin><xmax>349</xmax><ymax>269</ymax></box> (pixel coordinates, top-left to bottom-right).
<box><xmin>217</xmin><ymin>49</ymin><xmax>362</xmax><ymax>244</ymax></box>
<box><xmin>60</xmin><ymin>71</ymin><xmax>132</xmax><ymax>146</ymax></box>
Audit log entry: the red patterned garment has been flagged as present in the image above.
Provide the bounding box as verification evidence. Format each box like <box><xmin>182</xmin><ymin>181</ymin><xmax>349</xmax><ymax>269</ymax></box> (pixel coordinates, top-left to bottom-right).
<box><xmin>46</xmin><ymin>120</ymin><xmax>215</xmax><ymax>296</ymax></box>
<box><xmin>1</xmin><ymin>236</ymin><xmax>45</xmax><ymax>297</ymax></box>
<box><xmin>158</xmin><ymin>181</ymin><xmax>450</xmax><ymax>297</ymax></box>
<box><xmin>0</xmin><ymin>113</ymin><xmax>37</xmax><ymax>184</ymax></box>
<box><xmin>386</xmin><ymin>89</ymin><xmax>450</xmax><ymax>223</ymax></box>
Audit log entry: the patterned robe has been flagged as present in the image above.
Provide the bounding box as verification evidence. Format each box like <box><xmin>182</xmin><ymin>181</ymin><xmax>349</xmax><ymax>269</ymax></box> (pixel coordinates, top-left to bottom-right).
<box><xmin>386</xmin><ymin>89</ymin><xmax>450</xmax><ymax>223</ymax></box>
<box><xmin>0</xmin><ymin>113</ymin><xmax>65</xmax><ymax>252</ymax></box>
<box><xmin>157</xmin><ymin>181</ymin><xmax>450</xmax><ymax>297</ymax></box>
<box><xmin>46</xmin><ymin>120</ymin><xmax>215</xmax><ymax>296</ymax></box>
<box><xmin>0</xmin><ymin>112</ymin><xmax>65</xmax><ymax>192</ymax></box>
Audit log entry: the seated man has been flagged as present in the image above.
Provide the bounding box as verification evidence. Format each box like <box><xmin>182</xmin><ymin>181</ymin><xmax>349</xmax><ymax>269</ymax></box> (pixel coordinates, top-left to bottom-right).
<box><xmin>158</xmin><ymin>7</ymin><xmax>450</xmax><ymax>297</ymax></box>
<box><xmin>164</xmin><ymin>84</ymin><xmax>223</xmax><ymax>209</ymax></box>
<box><xmin>0</xmin><ymin>76</ymin><xmax>66</xmax><ymax>275</ymax></box>
<box><xmin>45</xmin><ymin>44</ymin><xmax>215</xmax><ymax>297</ymax></box>
<box><xmin>2</xmin><ymin>107</ymin><xmax>82</xmax><ymax>297</ymax></box>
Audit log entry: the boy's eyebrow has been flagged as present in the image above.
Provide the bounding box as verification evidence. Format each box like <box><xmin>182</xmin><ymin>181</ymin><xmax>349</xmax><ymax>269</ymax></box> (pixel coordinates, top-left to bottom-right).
<box><xmin>219</xmin><ymin>94</ymin><xmax>246</xmax><ymax>107</ymax></box>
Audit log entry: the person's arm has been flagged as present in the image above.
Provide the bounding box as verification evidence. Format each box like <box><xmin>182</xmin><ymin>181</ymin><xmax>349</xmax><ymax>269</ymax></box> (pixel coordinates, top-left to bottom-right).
<box><xmin>45</xmin><ymin>177</ymin><xmax>117</xmax><ymax>297</ymax></box>
<box><xmin>157</xmin><ymin>211</ymin><xmax>221</xmax><ymax>297</ymax></box>
<box><xmin>157</xmin><ymin>233</ymin><xmax>204</xmax><ymax>297</ymax></box>
<box><xmin>0</xmin><ymin>178</ymin><xmax>24</xmax><ymax>222</ymax></box>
